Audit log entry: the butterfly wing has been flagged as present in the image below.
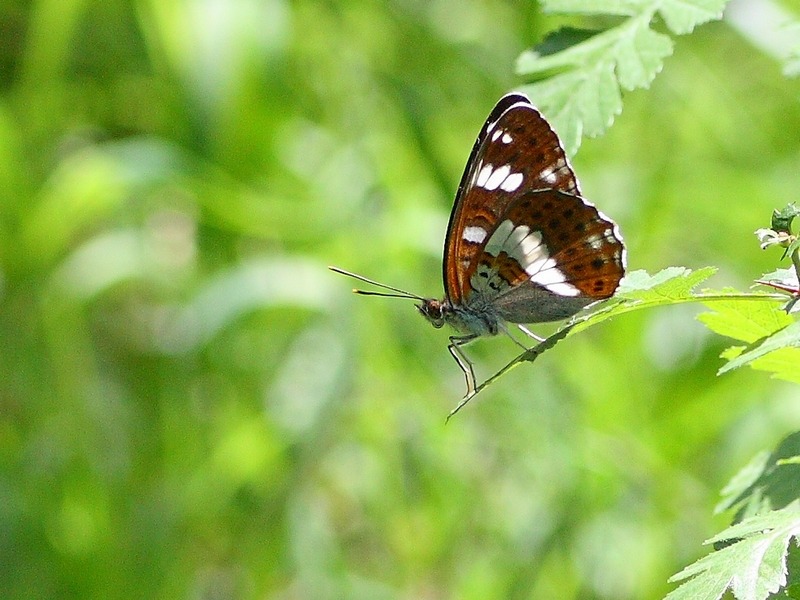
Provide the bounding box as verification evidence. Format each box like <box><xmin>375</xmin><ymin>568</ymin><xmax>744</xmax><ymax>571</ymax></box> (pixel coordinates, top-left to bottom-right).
<box><xmin>443</xmin><ymin>93</ymin><xmax>581</xmax><ymax>305</ymax></box>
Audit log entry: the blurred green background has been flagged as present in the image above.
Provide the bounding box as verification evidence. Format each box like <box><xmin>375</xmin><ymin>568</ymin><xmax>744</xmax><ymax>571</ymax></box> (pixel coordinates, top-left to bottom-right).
<box><xmin>2</xmin><ymin>0</ymin><xmax>800</xmax><ymax>598</ymax></box>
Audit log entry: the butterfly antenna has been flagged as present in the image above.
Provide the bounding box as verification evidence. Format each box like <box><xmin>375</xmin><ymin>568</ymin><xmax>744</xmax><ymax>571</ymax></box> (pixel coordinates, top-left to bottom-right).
<box><xmin>328</xmin><ymin>266</ymin><xmax>424</xmax><ymax>301</ymax></box>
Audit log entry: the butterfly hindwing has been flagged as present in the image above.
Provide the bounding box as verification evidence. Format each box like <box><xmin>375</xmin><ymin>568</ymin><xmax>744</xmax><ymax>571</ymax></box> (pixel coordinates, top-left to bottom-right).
<box><xmin>467</xmin><ymin>189</ymin><xmax>625</xmax><ymax>323</ymax></box>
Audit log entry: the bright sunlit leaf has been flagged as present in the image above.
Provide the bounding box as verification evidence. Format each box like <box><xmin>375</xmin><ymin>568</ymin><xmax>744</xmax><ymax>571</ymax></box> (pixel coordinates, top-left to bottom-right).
<box><xmin>666</xmin><ymin>504</ymin><xmax>800</xmax><ymax>600</ymax></box>
<box><xmin>516</xmin><ymin>0</ymin><xmax>728</xmax><ymax>153</ymax></box>
<box><xmin>699</xmin><ymin>297</ymin><xmax>800</xmax><ymax>384</ymax></box>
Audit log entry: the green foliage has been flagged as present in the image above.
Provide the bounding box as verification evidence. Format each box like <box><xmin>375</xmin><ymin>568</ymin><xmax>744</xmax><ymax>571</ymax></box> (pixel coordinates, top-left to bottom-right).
<box><xmin>665</xmin><ymin>504</ymin><xmax>800</xmax><ymax>600</ymax></box>
<box><xmin>468</xmin><ymin>267</ymin><xmax>723</xmax><ymax>401</ymax></box>
<box><xmin>2</xmin><ymin>1</ymin><xmax>800</xmax><ymax>599</ymax></box>
<box><xmin>710</xmin><ymin>314</ymin><xmax>800</xmax><ymax>384</ymax></box>
<box><xmin>573</xmin><ymin>266</ymin><xmax>718</xmax><ymax>330</ymax></box>
<box><xmin>698</xmin><ymin>203</ymin><xmax>800</xmax><ymax>383</ymax></box>
<box><xmin>472</xmin><ymin>266</ymin><xmax>797</xmax><ymax>401</ymax></box>
<box><xmin>516</xmin><ymin>0</ymin><xmax>729</xmax><ymax>152</ymax></box>
<box><xmin>666</xmin><ymin>432</ymin><xmax>800</xmax><ymax>600</ymax></box>
<box><xmin>667</xmin><ymin>433</ymin><xmax>800</xmax><ymax>600</ymax></box>
<box><xmin>716</xmin><ymin>432</ymin><xmax>800</xmax><ymax>519</ymax></box>
<box><xmin>474</xmin><ymin>262</ymin><xmax>800</xmax><ymax>598</ymax></box>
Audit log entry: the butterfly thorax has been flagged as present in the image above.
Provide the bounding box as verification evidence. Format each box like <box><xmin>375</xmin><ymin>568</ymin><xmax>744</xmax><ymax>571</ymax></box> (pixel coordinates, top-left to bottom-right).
<box><xmin>418</xmin><ymin>297</ymin><xmax>500</xmax><ymax>337</ymax></box>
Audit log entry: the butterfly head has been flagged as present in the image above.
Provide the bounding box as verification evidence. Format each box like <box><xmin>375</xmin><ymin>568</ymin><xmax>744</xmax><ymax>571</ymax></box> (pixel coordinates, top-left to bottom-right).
<box><xmin>417</xmin><ymin>298</ymin><xmax>448</xmax><ymax>328</ymax></box>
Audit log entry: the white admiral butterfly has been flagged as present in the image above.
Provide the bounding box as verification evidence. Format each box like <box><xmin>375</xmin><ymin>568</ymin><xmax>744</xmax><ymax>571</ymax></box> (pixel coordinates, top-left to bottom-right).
<box><xmin>332</xmin><ymin>92</ymin><xmax>626</xmax><ymax>414</ymax></box>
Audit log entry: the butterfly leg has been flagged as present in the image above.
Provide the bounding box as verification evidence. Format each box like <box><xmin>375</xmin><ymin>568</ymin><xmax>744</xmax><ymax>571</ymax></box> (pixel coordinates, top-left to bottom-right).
<box><xmin>498</xmin><ymin>322</ymin><xmax>538</xmax><ymax>351</ymax></box>
<box><xmin>448</xmin><ymin>334</ymin><xmax>479</xmax><ymax>397</ymax></box>
<box><xmin>517</xmin><ymin>323</ymin><xmax>545</xmax><ymax>343</ymax></box>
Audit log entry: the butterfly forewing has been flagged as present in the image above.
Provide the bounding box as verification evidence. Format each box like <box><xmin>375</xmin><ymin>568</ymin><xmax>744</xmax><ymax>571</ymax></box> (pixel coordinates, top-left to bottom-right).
<box><xmin>444</xmin><ymin>94</ymin><xmax>582</xmax><ymax>305</ymax></box>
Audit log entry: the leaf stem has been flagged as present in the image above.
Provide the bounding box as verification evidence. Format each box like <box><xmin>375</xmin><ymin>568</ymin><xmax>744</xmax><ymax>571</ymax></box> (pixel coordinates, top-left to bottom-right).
<box><xmin>448</xmin><ymin>289</ymin><xmax>789</xmax><ymax>416</ymax></box>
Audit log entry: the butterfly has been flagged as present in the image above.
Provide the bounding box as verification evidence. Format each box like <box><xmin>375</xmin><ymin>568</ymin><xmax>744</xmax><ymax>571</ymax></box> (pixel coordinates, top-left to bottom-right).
<box><xmin>332</xmin><ymin>92</ymin><xmax>626</xmax><ymax>416</ymax></box>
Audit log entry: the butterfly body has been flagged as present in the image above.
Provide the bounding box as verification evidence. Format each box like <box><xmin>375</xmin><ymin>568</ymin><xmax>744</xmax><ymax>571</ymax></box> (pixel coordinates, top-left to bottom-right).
<box><xmin>418</xmin><ymin>294</ymin><xmax>500</xmax><ymax>337</ymax></box>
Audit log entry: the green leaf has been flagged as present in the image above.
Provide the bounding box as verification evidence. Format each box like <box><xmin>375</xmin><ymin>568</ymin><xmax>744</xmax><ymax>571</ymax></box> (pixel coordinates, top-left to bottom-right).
<box><xmin>715</xmin><ymin>432</ymin><xmax>800</xmax><ymax>522</ymax></box>
<box><xmin>452</xmin><ymin>268</ymin><xmax>789</xmax><ymax>416</ymax></box>
<box><xmin>458</xmin><ymin>268</ymin><xmax>716</xmax><ymax>406</ymax></box>
<box><xmin>718</xmin><ymin>320</ymin><xmax>800</xmax><ymax>380</ymax></box>
<box><xmin>716</xmin><ymin>450</ymin><xmax>772</xmax><ymax>516</ymax></box>
<box><xmin>670</xmin><ymin>434</ymin><xmax>800</xmax><ymax>599</ymax></box>
<box><xmin>618</xmin><ymin>266</ymin><xmax>716</xmax><ymax>299</ymax></box>
<box><xmin>666</xmin><ymin>504</ymin><xmax>800</xmax><ymax>600</ymax></box>
<box><xmin>541</xmin><ymin>0</ymin><xmax>640</xmax><ymax>16</ymax></box>
<box><xmin>657</xmin><ymin>0</ymin><xmax>727</xmax><ymax>35</ymax></box>
<box><xmin>697</xmin><ymin>294</ymin><xmax>800</xmax><ymax>383</ymax></box>
<box><xmin>516</xmin><ymin>0</ymin><xmax>728</xmax><ymax>152</ymax></box>
<box><xmin>542</xmin><ymin>0</ymin><xmax>726</xmax><ymax>31</ymax></box>
<box><xmin>564</xmin><ymin>267</ymin><xmax>732</xmax><ymax>339</ymax></box>
<box><xmin>698</xmin><ymin>296</ymin><xmax>794</xmax><ymax>344</ymax></box>
<box><xmin>563</xmin><ymin>267</ymin><xmax>715</xmax><ymax>335</ymax></box>
<box><xmin>517</xmin><ymin>20</ymin><xmax>672</xmax><ymax>153</ymax></box>
<box><xmin>614</xmin><ymin>23</ymin><xmax>673</xmax><ymax>89</ymax></box>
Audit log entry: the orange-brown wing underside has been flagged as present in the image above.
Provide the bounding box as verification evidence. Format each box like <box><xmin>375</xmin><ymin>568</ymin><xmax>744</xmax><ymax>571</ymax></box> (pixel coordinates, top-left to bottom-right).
<box><xmin>443</xmin><ymin>94</ymin><xmax>581</xmax><ymax>305</ymax></box>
